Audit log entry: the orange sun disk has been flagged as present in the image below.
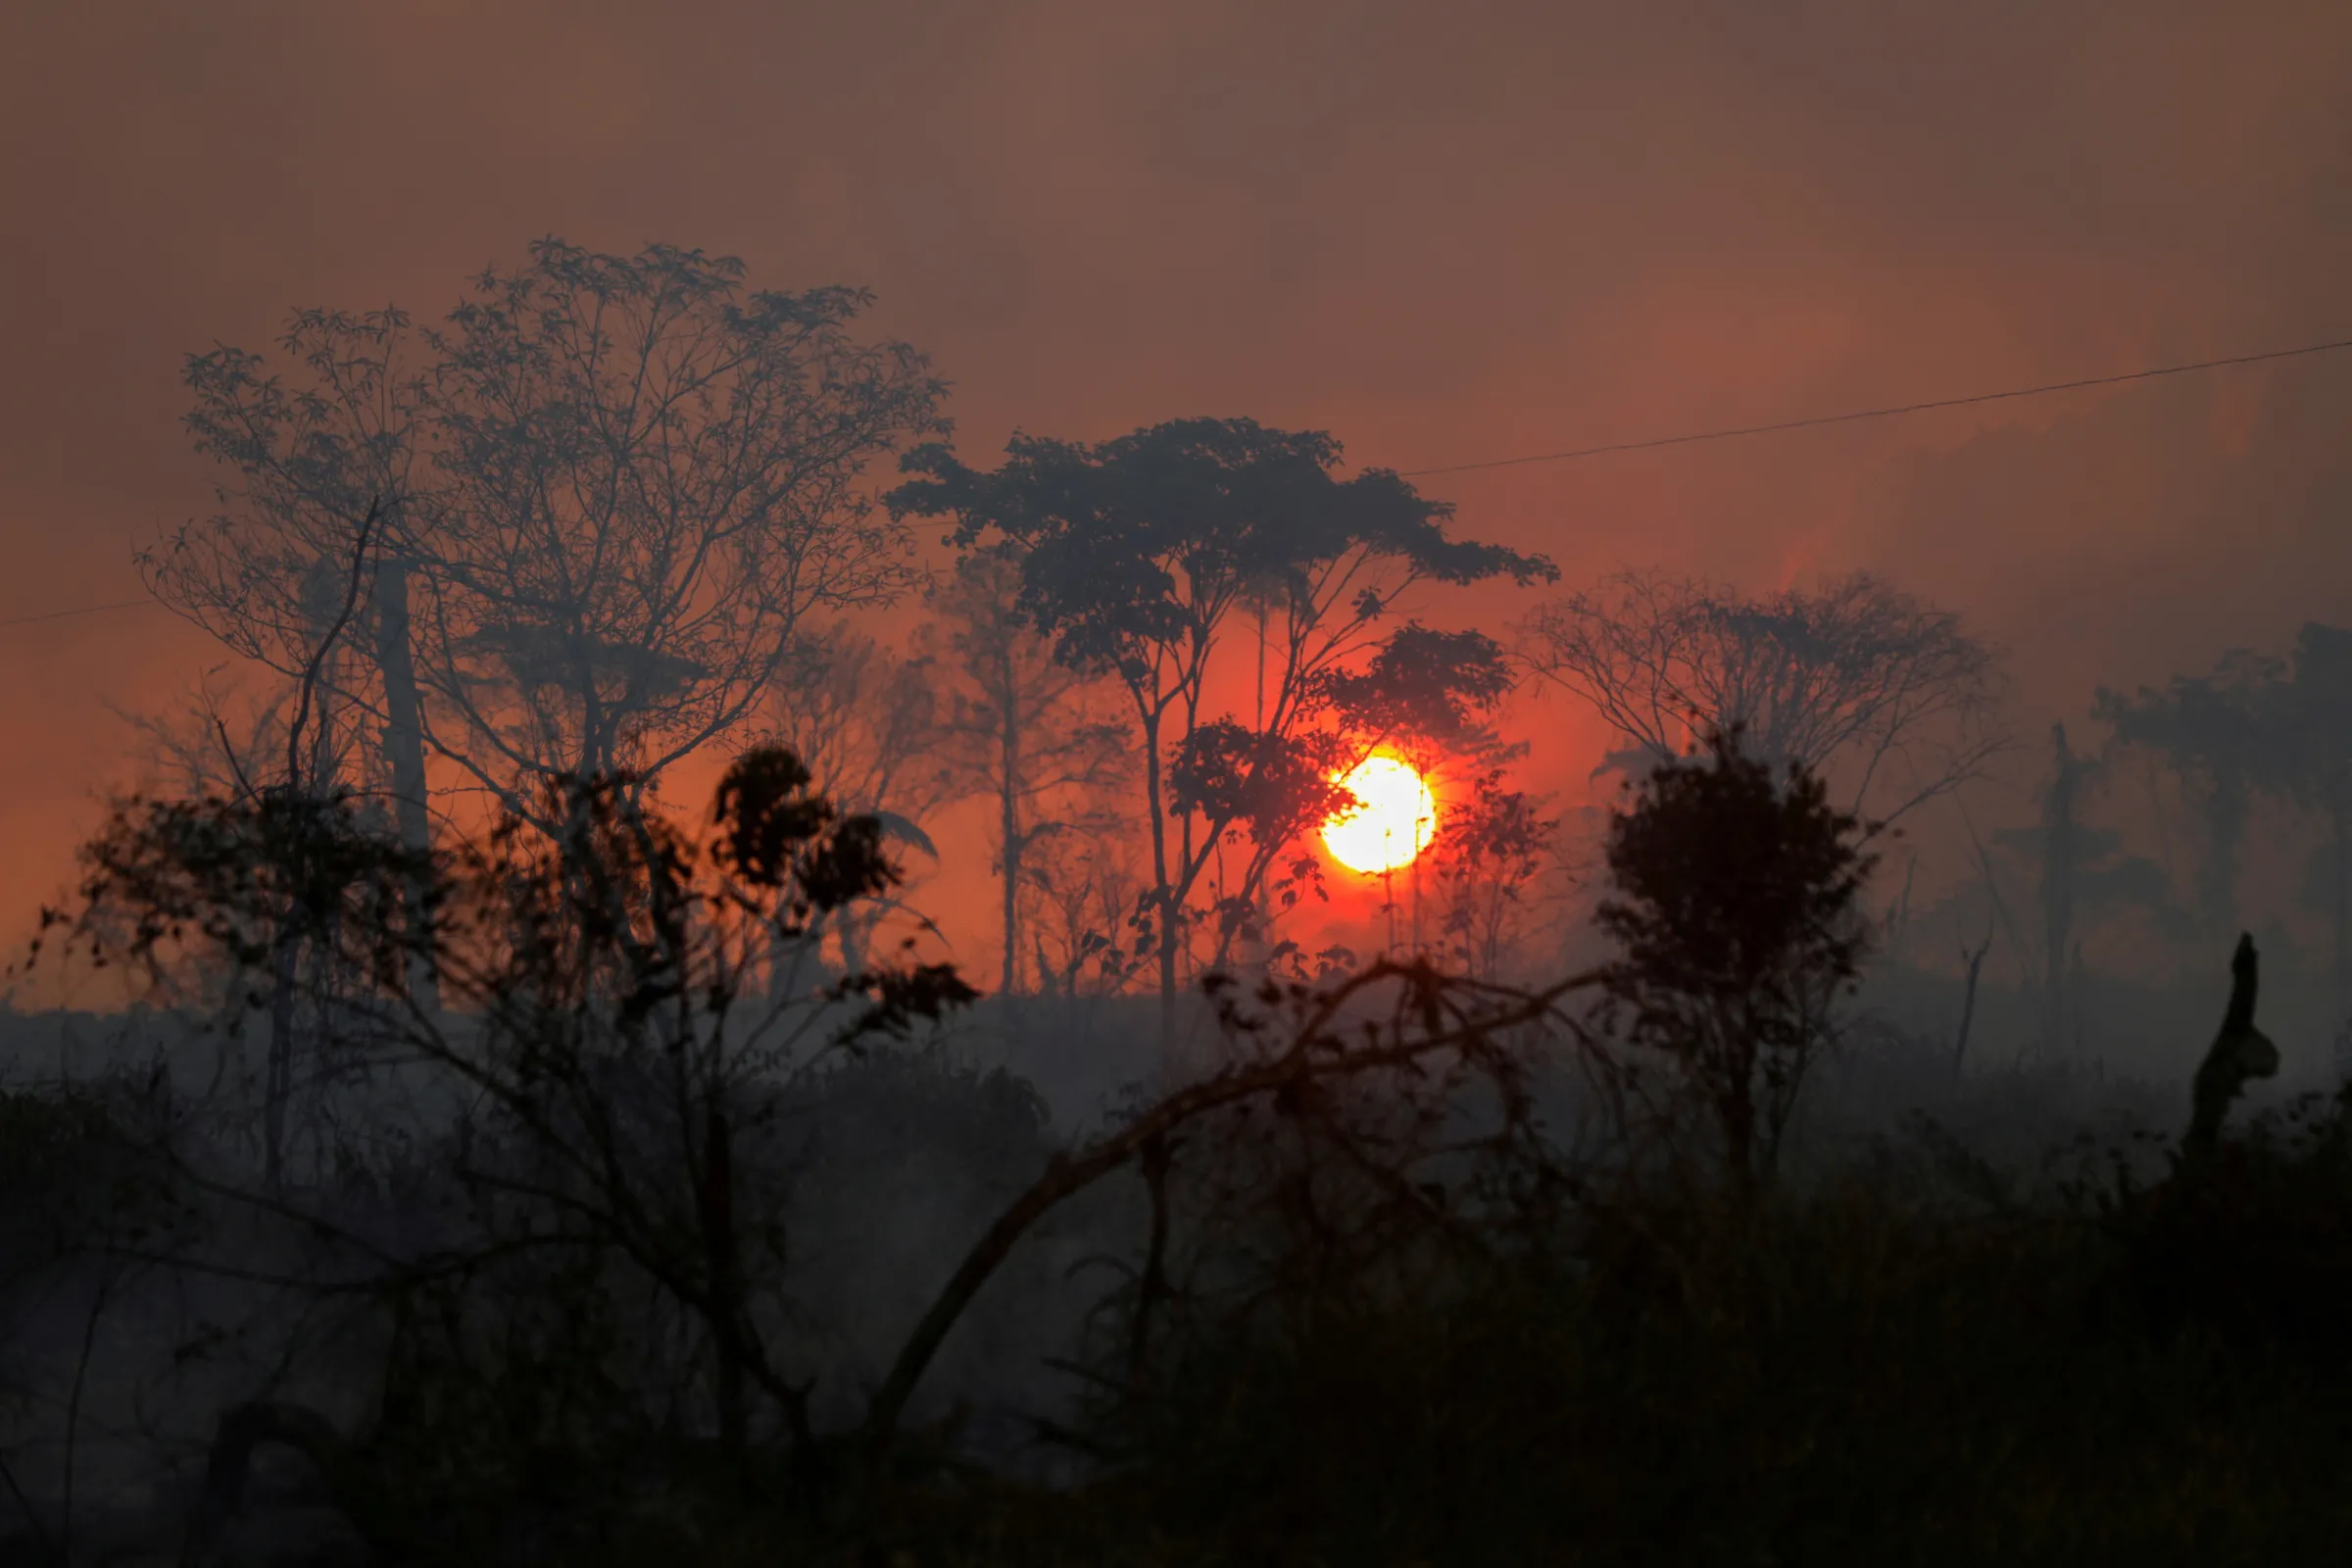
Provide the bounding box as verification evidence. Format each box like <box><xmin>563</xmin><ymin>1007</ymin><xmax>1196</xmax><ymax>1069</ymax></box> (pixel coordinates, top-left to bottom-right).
<box><xmin>1321</xmin><ymin>756</ymin><xmax>1437</xmax><ymax>875</ymax></box>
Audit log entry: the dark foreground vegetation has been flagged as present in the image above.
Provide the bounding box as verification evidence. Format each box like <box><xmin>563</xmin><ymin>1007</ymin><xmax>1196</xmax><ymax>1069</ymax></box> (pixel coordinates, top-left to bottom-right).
<box><xmin>0</xmin><ymin>730</ymin><xmax>2347</xmax><ymax>1568</ymax></box>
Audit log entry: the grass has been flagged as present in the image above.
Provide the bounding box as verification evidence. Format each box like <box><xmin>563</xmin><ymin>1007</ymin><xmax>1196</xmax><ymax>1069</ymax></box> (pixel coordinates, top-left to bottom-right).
<box><xmin>798</xmin><ymin>1108</ymin><xmax>2352</xmax><ymax>1568</ymax></box>
<box><xmin>18</xmin><ymin>1053</ymin><xmax>2352</xmax><ymax>1565</ymax></box>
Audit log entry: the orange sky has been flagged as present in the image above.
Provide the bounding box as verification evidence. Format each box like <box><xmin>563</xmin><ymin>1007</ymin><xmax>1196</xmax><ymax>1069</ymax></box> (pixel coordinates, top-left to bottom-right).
<box><xmin>2</xmin><ymin>0</ymin><xmax>2348</xmax><ymax>990</ymax></box>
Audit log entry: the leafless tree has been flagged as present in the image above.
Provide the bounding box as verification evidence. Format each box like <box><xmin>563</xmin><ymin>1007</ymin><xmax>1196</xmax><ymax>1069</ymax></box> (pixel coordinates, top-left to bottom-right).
<box><xmin>113</xmin><ymin>666</ymin><xmax>295</xmax><ymax>803</ymax></box>
<box><xmin>1521</xmin><ymin>568</ymin><xmax>2007</xmax><ymax>826</ymax></box>
<box><xmin>414</xmin><ymin>241</ymin><xmax>948</xmax><ymax>821</ymax></box>
<box><xmin>146</xmin><ymin>244</ymin><xmax>948</xmax><ymax>851</ymax></box>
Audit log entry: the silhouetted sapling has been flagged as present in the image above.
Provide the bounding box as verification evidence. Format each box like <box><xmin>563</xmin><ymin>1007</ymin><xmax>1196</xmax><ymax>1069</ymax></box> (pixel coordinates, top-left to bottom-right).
<box><xmin>1595</xmin><ymin>728</ymin><xmax>1880</xmax><ymax>1187</ymax></box>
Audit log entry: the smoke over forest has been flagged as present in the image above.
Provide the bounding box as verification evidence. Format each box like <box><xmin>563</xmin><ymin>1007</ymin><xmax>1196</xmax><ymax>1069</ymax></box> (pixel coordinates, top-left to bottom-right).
<box><xmin>0</xmin><ymin>3</ymin><xmax>2349</xmax><ymax>1563</ymax></box>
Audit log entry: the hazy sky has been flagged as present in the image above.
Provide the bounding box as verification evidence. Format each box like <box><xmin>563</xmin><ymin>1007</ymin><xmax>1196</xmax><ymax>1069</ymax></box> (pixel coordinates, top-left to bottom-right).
<box><xmin>2</xmin><ymin>1</ymin><xmax>2347</xmax><ymax>973</ymax></box>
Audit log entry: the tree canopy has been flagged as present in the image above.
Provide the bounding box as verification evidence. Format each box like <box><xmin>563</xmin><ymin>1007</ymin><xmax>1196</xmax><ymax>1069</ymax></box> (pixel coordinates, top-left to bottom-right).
<box><xmin>1596</xmin><ymin>729</ymin><xmax>1880</xmax><ymax>1186</ymax></box>
<box><xmin>890</xmin><ymin>416</ymin><xmax>1555</xmax><ymax>1004</ymax></box>
<box><xmin>146</xmin><ymin>240</ymin><xmax>949</xmax><ymax>833</ymax></box>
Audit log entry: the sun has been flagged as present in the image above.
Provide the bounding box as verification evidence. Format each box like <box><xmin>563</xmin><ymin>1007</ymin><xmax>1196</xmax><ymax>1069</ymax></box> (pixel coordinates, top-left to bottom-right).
<box><xmin>1321</xmin><ymin>756</ymin><xmax>1437</xmax><ymax>875</ymax></box>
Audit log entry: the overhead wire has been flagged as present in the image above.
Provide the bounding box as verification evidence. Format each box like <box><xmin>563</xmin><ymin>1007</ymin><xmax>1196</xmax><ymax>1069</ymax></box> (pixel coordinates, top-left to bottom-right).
<box><xmin>0</xmin><ymin>598</ymin><xmax>159</xmax><ymax>630</ymax></box>
<box><xmin>6</xmin><ymin>331</ymin><xmax>2351</xmax><ymax>630</ymax></box>
<box><xmin>1395</xmin><ymin>333</ymin><xmax>2352</xmax><ymax>477</ymax></box>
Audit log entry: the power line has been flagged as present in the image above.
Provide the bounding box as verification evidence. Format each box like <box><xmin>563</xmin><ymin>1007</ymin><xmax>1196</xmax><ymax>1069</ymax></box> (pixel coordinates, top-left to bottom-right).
<box><xmin>8</xmin><ymin>333</ymin><xmax>2352</xmax><ymax>630</ymax></box>
<box><xmin>0</xmin><ymin>598</ymin><xmax>159</xmax><ymax>631</ymax></box>
<box><xmin>1396</xmin><ymin>333</ymin><xmax>2352</xmax><ymax>478</ymax></box>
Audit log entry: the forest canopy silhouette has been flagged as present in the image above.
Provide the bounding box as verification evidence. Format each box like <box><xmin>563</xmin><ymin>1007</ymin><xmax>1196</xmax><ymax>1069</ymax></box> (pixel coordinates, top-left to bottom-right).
<box><xmin>1</xmin><ymin>235</ymin><xmax>2349</xmax><ymax>1566</ymax></box>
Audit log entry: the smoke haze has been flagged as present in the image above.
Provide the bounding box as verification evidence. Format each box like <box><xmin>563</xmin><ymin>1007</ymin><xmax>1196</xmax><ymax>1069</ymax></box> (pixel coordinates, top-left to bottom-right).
<box><xmin>2</xmin><ymin>0</ymin><xmax>2347</xmax><ymax>965</ymax></box>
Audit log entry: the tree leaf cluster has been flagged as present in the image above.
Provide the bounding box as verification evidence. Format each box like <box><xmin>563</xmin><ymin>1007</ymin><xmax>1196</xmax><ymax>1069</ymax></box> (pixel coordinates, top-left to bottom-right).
<box><xmin>1594</xmin><ymin>730</ymin><xmax>1881</xmax><ymax>1185</ymax></box>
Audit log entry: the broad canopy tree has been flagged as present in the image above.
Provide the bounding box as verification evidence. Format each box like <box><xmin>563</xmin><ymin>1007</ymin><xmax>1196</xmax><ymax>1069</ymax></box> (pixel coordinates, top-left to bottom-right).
<box><xmin>889</xmin><ymin>417</ymin><xmax>1555</xmax><ymax>1006</ymax></box>
<box><xmin>2094</xmin><ymin>646</ymin><xmax>2281</xmax><ymax>939</ymax></box>
<box><xmin>2098</xmin><ymin>622</ymin><xmax>2352</xmax><ymax>998</ymax></box>
<box><xmin>2277</xmin><ymin>623</ymin><xmax>2352</xmax><ymax>1000</ymax></box>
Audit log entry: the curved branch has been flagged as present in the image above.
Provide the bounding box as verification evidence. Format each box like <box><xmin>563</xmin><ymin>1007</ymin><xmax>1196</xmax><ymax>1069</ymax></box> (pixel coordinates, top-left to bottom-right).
<box><xmin>857</xmin><ymin>962</ymin><xmax>1601</xmax><ymax>1450</ymax></box>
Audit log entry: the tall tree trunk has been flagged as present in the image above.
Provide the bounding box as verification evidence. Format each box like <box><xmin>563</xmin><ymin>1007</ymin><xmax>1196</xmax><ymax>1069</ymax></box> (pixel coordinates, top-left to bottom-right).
<box><xmin>1001</xmin><ymin>832</ymin><xmax>1023</xmax><ymax>998</ymax></box>
<box><xmin>839</xmin><ymin>910</ymin><xmax>870</xmax><ymax>979</ymax></box>
<box><xmin>1000</xmin><ymin>688</ymin><xmax>1022</xmax><ymax>997</ymax></box>
<box><xmin>309</xmin><ymin>649</ymin><xmax>339</xmax><ymax>792</ymax></box>
<box><xmin>308</xmin><ymin>651</ymin><xmax>345</xmax><ymax>1035</ymax></box>
<box><xmin>1952</xmin><ymin>924</ymin><xmax>1991</xmax><ymax>1077</ymax></box>
<box><xmin>373</xmin><ymin>557</ymin><xmax>437</xmax><ymax>1008</ymax></box>
<box><xmin>1143</xmin><ymin>710</ymin><xmax>1177</xmax><ymax>1016</ymax></box>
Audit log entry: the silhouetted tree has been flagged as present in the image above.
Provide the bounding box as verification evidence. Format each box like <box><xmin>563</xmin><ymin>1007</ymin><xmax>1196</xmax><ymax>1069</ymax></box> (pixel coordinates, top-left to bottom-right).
<box><xmin>1322</xmin><ymin>623</ymin><xmax>1518</xmax><ymax>763</ymax></box>
<box><xmin>1987</xmin><ymin>722</ymin><xmax>2168</xmax><ymax>1056</ymax></box>
<box><xmin>1323</xmin><ymin>622</ymin><xmax>1526</xmax><ymax>959</ymax></box>
<box><xmin>2272</xmin><ymin>623</ymin><xmax>2352</xmax><ymax>1004</ymax></box>
<box><xmin>146</xmin><ymin>308</ymin><xmax>438</xmax><ymax>998</ymax></box>
<box><xmin>46</xmin><ymin>744</ymin><xmax>975</xmax><ymax>1487</ymax></box>
<box><xmin>1020</xmin><ymin>829</ymin><xmax>1150</xmax><ymax>997</ymax></box>
<box><xmin>1524</xmin><ymin>568</ymin><xmax>2005</xmax><ymax>825</ymax></box>
<box><xmin>148</xmin><ymin>243</ymin><xmax>949</xmax><ymax>844</ymax></box>
<box><xmin>892</xmin><ymin>419</ymin><xmax>1553</xmax><ymax>1007</ymax></box>
<box><xmin>2099</xmin><ymin>623</ymin><xmax>2352</xmax><ymax>1002</ymax></box>
<box><xmin>104</xmin><ymin>501</ymin><xmax>390</xmax><ymax>1189</ymax></box>
<box><xmin>1594</xmin><ymin>730</ymin><xmax>1880</xmax><ymax>1188</ymax></box>
<box><xmin>2094</xmin><ymin>647</ymin><xmax>2282</xmax><ymax>938</ymax></box>
<box><xmin>418</xmin><ymin>241</ymin><xmax>947</xmax><ymax>818</ymax></box>
<box><xmin>2041</xmin><ymin>722</ymin><xmax>2083</xmax><ymax>1036</ymax></box>
<box><xmin>1422</xmin><ymin>771</ymin><xmax>1561</xmax><ymax>981</ymax></box>
<box><xmin>921</xmin><ymin>551</ymin><xmax>1130</xmax><ymax>995</ymax></box>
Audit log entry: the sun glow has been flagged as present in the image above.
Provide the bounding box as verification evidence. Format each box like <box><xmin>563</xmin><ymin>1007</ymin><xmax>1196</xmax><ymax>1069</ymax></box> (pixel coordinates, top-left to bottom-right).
<box><xmin>1321</xmin><ymin>756</ymin><xmax>1437</xmax><ymax>875</ymax></box>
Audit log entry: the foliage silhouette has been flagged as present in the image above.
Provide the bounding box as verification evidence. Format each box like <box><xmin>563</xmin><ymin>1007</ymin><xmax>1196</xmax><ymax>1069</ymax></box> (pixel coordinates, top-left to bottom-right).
<box><xmin>1594</xmin><ymin>728</ymin><xmax>1880</xmax><ymax>1187</ymax></box>
<box><xmin>42</xmin><ymin>744</ymin><xmax>976</xmax><ymax>1517</ymax></box>
<box><xmin>2094</xmin><ymin>645</ymin><xmax>2285</xmax><ymax>938</ymax></box>
<box><xmin>890</xmin><ymin>416</ymin><xmax>1554</xmax><ymax>1005</ymax></box>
